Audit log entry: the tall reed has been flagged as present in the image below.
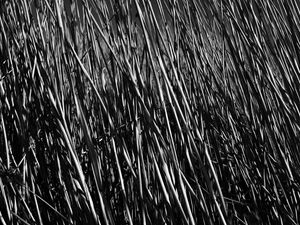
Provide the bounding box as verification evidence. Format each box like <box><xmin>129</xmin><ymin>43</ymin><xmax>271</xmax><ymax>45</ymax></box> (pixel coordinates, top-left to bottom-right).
<box><xmin>0</xmin><ymin>0</ymin><xmax>300</xmax><ymax>224</ymax></box>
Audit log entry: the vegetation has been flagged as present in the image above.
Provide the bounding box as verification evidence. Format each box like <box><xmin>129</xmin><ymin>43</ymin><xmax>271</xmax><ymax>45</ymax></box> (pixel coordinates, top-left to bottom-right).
<box><xmin>1</xmin><ymin>0</ymin><xmax>300</xmax><ymax>224</ymax></box>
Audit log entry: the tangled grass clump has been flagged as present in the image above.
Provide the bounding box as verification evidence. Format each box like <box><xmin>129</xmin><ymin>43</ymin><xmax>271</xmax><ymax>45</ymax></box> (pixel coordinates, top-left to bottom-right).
<box><xmin>1</xmin><ymin>0</ymin><xmax>300</xmax><ymax>224</ymax></box>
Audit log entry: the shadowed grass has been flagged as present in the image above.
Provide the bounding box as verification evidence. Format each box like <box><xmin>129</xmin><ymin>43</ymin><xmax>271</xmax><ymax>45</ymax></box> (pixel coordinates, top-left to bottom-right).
<box><xmin>0</xmin><ymin>0</ymin><xmax>300</xmax><ymax>224</ymax></box>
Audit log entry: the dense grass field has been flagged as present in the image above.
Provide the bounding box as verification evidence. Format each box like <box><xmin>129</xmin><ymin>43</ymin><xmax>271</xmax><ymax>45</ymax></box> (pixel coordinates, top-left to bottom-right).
<box><xmin>1</xmin><ymin>0</ymin><xmax>300</xmax><ymax>224</ymax></box>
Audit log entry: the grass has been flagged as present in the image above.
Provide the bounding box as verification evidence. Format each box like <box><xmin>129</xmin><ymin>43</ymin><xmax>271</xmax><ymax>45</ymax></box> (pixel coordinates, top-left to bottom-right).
<box><xmin>1</xmin><ymin>0</ymin><xmax>300</xmax><ymax>224</ymax></box>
